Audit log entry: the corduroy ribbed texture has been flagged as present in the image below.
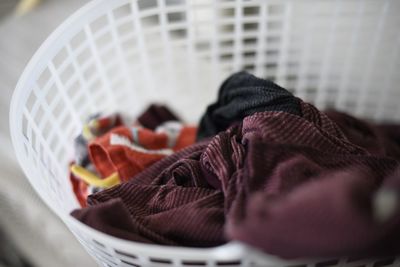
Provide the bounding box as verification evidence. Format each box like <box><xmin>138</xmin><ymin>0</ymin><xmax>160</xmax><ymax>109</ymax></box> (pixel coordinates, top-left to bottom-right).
<box><xmin>72</xmin><ymin>72</ymin><xmax>400</xmax><ymax>259</ymax></box>
<box><xmin>73</xmin><ymin>141</ymin><xmax>226</xmax><ymax>247</ymax></box>
<box><xmin>72</xmin><ymin>102</ymin><xmax>400</xmax><ymax>258</ymax></box>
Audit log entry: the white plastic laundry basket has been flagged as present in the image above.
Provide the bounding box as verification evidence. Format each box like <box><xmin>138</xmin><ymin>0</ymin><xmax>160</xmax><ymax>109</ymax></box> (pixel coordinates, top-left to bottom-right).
<box><xmin>10</xmin><ymin>0</ymin><xmax>400</xmax><ymax>266</ymax></box>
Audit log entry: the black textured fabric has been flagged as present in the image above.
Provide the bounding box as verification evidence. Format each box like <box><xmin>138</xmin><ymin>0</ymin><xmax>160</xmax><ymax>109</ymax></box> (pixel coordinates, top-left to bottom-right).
<box><xmin>196</xmin><ymin>71</ymin><xmax>302</xmax><ymax>140</ymax></box>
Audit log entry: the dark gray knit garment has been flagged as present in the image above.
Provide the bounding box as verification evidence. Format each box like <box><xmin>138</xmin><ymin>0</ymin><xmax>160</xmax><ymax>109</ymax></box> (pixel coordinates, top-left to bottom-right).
<box><xmin>196</xmin><ymin>71</ymin><xmax>302</xmax><ymax>140</ymax></box>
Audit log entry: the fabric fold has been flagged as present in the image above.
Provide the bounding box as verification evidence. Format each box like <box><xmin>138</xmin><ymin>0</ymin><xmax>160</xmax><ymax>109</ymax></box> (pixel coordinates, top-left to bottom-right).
<box><xmin>72</xmin><ymin>72</ymin><xmax>400</xmax><ymax>259</ymax></box>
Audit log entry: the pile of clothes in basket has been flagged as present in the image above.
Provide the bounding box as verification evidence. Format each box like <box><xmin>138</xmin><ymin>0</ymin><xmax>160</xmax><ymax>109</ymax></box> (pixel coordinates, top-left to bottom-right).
<box><xmin>71</xmin><ymin>72</ymin><xmax>400</xmax><ymax>259</ymax></box>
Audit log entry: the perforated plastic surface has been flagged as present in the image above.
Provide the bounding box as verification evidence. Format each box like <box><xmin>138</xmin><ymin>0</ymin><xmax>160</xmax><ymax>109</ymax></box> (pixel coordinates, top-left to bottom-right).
<box><xmin>10</xmin><ymin>0</ymin><xmax>400</xmax><ymax>266</ymax></box>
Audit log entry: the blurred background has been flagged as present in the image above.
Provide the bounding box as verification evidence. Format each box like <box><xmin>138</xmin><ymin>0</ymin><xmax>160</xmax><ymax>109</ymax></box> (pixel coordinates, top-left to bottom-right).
<box><xmin>0</xmin><ymin>1</ymin><xmax>97</xmax><ymax>266</ymax></box>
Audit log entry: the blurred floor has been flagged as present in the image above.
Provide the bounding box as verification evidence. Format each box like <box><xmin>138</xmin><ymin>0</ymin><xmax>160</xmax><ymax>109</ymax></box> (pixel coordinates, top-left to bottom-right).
<box><xmin>0</xmin><ymin>1</ymin><xmax>17</xmax><ymax>21</ymax></box>
<box><xmin>0</xmin><ymin>1</ymin><xmax>97</xmax><ymax>266</ymax></box>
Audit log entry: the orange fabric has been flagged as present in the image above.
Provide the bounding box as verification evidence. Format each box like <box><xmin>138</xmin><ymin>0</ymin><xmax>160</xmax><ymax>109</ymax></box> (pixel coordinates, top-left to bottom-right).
<box><xmin>174</xmin><ymin>126</ymin><xmax>197</xmax><ymax>151</ymax></box>
<box><xmin>137</xmin><ymin>128</ymin><xmax>169</xmax><ymax>149</ymax></box>
<box><xmin>70</xmin><ymin>162</ymin><xmax>89</xmax><ymax>207</ymax></box>
<box><xmin>89</xmin><ymin>126</ymin><xmax>171</xmax><ymax>182</ymax></box>
<box><xmin>71</xmin><ymin>109</ymin><xmax>197</xmax><ymax>207</ymax></box>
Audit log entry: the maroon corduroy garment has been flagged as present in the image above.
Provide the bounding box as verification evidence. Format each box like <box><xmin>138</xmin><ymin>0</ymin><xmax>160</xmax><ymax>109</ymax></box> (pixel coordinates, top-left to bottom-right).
<box><xmin>72</xmin><ymin>101</ymin><xmax>400</xmax><ymax>259</ymax></box>
<box><xmin>73</xmin><ymin>141</ymin><xmax>226</xmax><ymax>247</ymax></box>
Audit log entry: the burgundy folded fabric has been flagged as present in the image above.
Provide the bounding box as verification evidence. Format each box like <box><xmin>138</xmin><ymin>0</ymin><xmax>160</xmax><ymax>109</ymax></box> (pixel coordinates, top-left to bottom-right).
<box><xmin>72</xmin><ymin>100</ymin><xmax>400</xmax><ymax>258</ymax></box>
<box><xmin>71</xmin><ymin>73</ymin><xmax>400</xmax><ymax>259</ymax></box>
<box><xmin>137</xmin><ymin>104</ymin><xmax>180</xmax><ymax>130</ymax></box>
<box><xmin>73</xmin><ymin>141</ymin><xmax>226</xmax><ymax>247</ymax></box>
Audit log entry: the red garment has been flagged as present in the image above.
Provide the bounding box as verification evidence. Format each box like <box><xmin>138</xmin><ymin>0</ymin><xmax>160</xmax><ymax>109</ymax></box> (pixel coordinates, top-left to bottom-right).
<box><xmin>71</xmin><ymin>106</ymin><xmax>195</xmax><ymax>206</ymax></box>
<box><xmin>89</xmin><ymin>126</ymin><xmax>168</xmax><ymax>182</ymax></box>
<box><xmin>174</xmin><ymin>126</ymin><xmax>197</xmax><ymax>150</ymax></box>
<box><xmin>70</xmin><ymin>162</ymin><xmax>89</xmax><ymax>207</ymax></box>
<box><xmin>89</xmin><ymin>126</ymin><xmax>197</xmax><ymax>182</ymax></box>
